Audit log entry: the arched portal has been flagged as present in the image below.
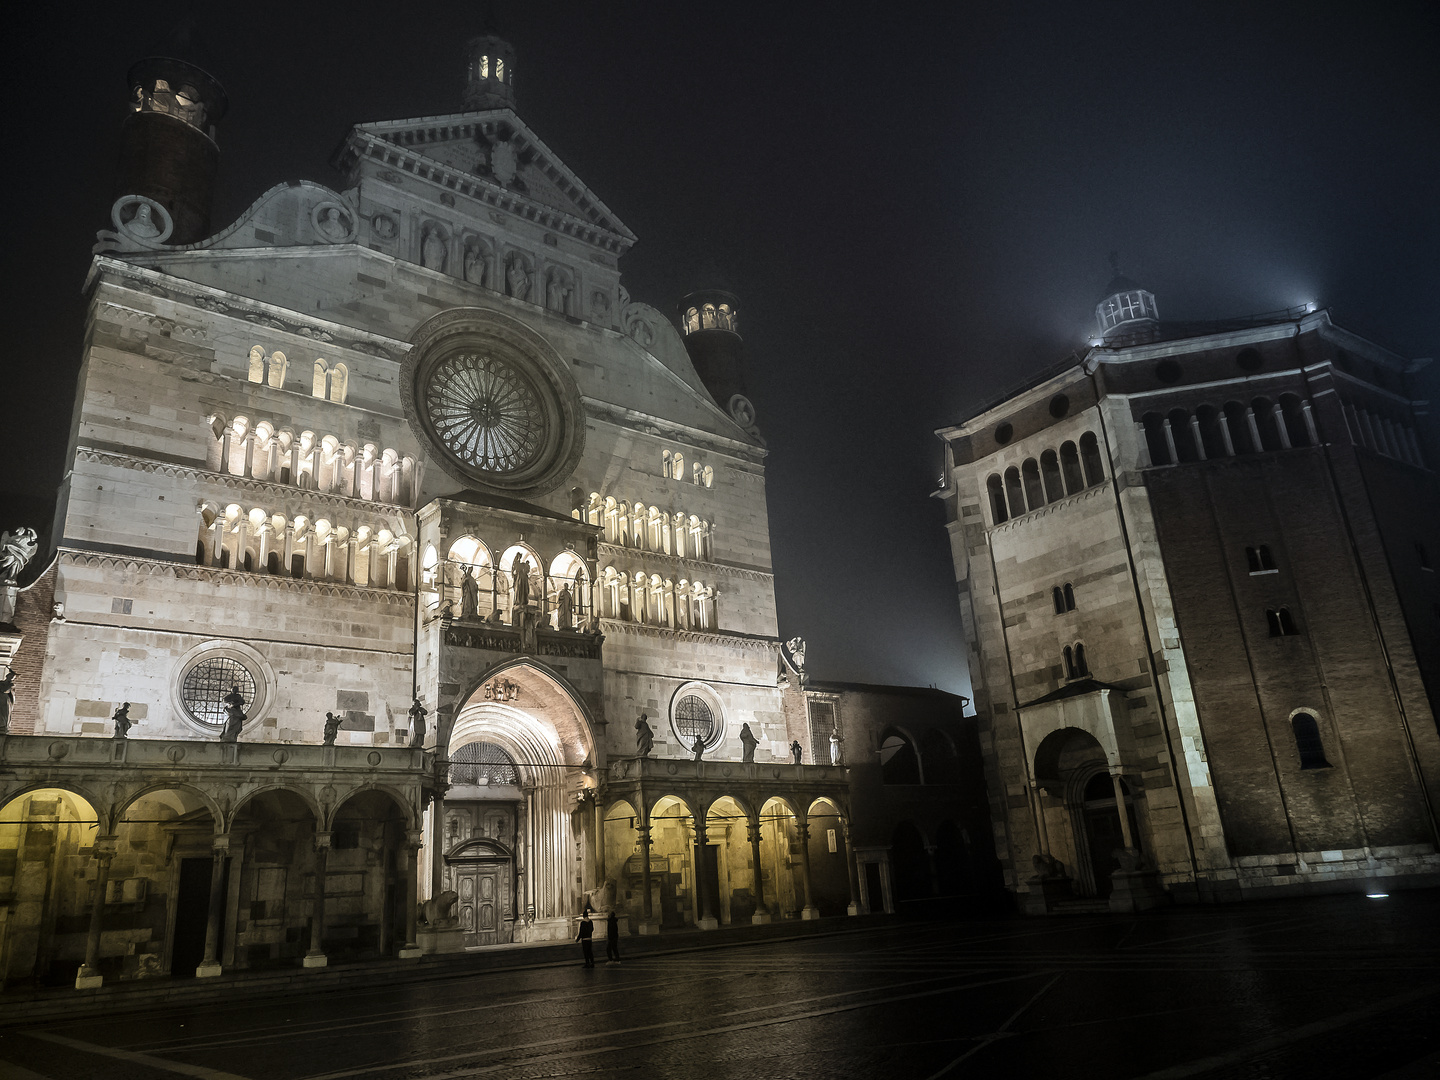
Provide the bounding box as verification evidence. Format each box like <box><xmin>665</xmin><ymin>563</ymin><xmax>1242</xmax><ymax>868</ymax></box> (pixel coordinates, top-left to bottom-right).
<box><xmin>1031</xmin><ymin>726</ymin><xmax>1138</xmax><ymax>897</ymax></box>
<box><xmin>704</xmin><ymin>796</ymin><xmax>751</xmax><ymax>925</ymax></box>
<box><xmin>757</xmin><ymin>796</ymin><xmax>801</xmax><ymax>919</ymax></box>
<box><xmin>806</xmin><ymin>798</ymin><xmax>851</xmax><ymax>916</ymax></box>
<box><xmin>435</xmin><ymin>661</ymin><xmax>598</xmax><ymax>943</ymax></box>
<box><xmin>646</xmin><ymin>795</ymin><xmax>697</xmax><ymax>928</ymax></box>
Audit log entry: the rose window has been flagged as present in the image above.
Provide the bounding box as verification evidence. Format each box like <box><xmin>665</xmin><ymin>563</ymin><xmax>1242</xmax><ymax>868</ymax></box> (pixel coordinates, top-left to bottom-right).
<box><xmin>425</xmin><ymin>353</ymin><xmax>547</xmax><ymax>474</ymax></box>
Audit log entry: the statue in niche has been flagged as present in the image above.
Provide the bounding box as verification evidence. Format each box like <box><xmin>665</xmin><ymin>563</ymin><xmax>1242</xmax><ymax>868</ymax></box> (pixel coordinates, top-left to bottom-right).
<box><xmin>506</xmin><ymin>255</ymin><xmax>530</xmax><ymax>300</ymax></box>
<box><xmin>590</xmin><ymin>290</ymin><xmax>610</xmax><ymax>324</ymax></box>
<box><xmin>323</xmin><ymin>711</ymin><xmax>342</xmax><ymax>746</ymax></box>
<box><xmin>511</xmin><ymin>556</ymin><xmax>531</xmax><ymax>614</ymax></box>
<box><xmin>421</xmin><ymin>227</ymin><xmax>447</xmax><ymax>271</ymax></box>
<box><xmin>829</xmin><ymin>727</ymin><xmax>842</xmax><ymax>766</ymax></box>
<box><xmin>408</xmin><ymin>698</ymin><xmax>428</xmax><ymax>748</ymax></box>
<box><xmin>0</xmin><ymin>667</ymin><xmax>15</xmax><ymax>733</ymax></box>
<box><xmin>790</xmin><ymin>740</ymin><xmax>803</xmax><ymax>765</ymax></box>
<box><xmin>692</xmin><ymin>735</ymin><xmax>706</xmax><ymax>761</ymax></box>
<box><xmin>546</xmin><ymin>272</ymin><xmax>569</xmax><ymax>313</ymax></box>
<box><xmin>372</xmin><ymin>213</ymin><xmax>397</xmax><ymax>239</ymax></box>
<box><xmin>635</xmin><ymin>713</ymin><xmax>654</xmax><ymax>757</ymax></box>
<box><xmin>739</xmin><ymin>723</ymin><xmax>758</xmax><ymax>763</ymax></box>
<box><xmin>112</xmin><ymin>702</ymin><xmax>134</xmax><ymax>739</ymax></box>
<box><xmin>461</xmin><ymin>567</ymin><xmax>481</xmax><ymax>618</ymax></box>
<box><xmin>556</xmin><ymin>583</ymin><xmax>574</xmax><ymax>629</ymax></box>
<box><xmin>463</xmin><ymin>244</ymin><xmax>486</xmax><ymax>287</ymax></box>
<box><xmin>317</xmin><ymin>206</ymin><xmax>351</xmax><ymax>242</ymax></box>
<box><xmin>219</xmin><ymin>685</ymin><xmax>246</xmax><ymax>742</ymax></box>
<box><xmin>0</xmin><ymin>527</ymin><xmax>39</xmax><ymax>582</ymax></box>
<box><xmin>127</xmin><ymin>203</ymin><xmax>161</xmax><ymax>238</ymax></box>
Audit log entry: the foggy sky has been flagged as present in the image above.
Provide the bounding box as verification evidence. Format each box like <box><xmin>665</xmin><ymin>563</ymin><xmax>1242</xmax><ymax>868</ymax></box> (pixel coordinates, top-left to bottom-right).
<box><xmin>3</xmin><ymin>1</ymin><xmax>1437</xmax><ymax>698</ymax></box>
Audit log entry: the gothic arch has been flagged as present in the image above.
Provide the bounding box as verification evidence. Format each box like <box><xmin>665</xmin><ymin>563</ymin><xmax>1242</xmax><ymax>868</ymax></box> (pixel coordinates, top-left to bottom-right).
<box><xmin>327</xmin><ymin>783</ymin><xmax>417</xmax><ymax>831</ymax></box>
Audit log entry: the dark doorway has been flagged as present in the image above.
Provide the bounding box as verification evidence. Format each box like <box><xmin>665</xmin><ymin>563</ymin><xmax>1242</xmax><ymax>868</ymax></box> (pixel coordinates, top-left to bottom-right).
<box><xmin>1081</xmin><ymin>773</ymin><xmax>1139</xmax><ymax>898</ymax></box>
<box><xmin>890</xmin><ymin>822</ymin><xmax>932</xmax><ymax>903</ymax></box>
<box><xmin>864</xmin><ymin>862</ymin><xmax>884</xmax><ymax>913</ymax></box>
<box><xmin>171</xmin><ymin>857</ymin><xmax>227</xmax><ymax>976</ymax></box>
<box><xmin>694</xmin><ymin>843</ymin><xmax>720</xmax><ymax>922</ymax></box>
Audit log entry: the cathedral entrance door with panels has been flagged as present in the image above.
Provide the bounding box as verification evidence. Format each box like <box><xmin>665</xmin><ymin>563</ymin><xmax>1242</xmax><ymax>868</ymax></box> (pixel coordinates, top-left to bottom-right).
<box><xmin>452</xmin><ymin>860</ymin><xmax>509</xmax><ymax>945</ymax></box>
<box><xmin>1079</xmin><ymin>773</ymin><xmax>1140</xmax><ymax>898</ymax></box>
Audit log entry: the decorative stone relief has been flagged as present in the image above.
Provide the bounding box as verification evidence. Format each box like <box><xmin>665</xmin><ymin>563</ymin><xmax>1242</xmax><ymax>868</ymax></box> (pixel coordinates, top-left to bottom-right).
<box><xmin>311</xmin><ymin>202</ymin><xmax>357</xmax><ymax>244</ymax></box>
<box><xmin>371</xmin><ymin>213</ymin><xmax>399</xmax><ymax>240</ymax></box>
<box><xmin>111</xmin><ymin>195</ymin><xmax>174</xmax><ymax>246</ymax></box>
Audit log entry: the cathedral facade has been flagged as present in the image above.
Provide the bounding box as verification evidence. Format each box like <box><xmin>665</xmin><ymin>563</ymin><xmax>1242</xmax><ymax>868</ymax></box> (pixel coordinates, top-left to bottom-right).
<box><xmin>935</xmin><ymin>278</ymin><xmax>1440</xmax><ymax>910</ymax></box>
<box><xmin>0</xmin><ymin>35</ymin><xmax>865</xmax><ymax>987</ymax></box>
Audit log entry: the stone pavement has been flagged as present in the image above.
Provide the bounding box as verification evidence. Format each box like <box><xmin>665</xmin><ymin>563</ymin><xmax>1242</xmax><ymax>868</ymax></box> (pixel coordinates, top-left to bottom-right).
<box><xmin>0</xmin><ymin>892</ymin><xmax>1437</xmax><ymax>1079</ymax></box>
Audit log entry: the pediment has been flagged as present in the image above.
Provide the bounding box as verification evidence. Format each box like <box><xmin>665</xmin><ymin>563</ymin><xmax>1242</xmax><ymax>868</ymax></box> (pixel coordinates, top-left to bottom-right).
<box><xmin>345</xmin><ymin>109</ymin><xmax>635</xmax><ymax>244</ymax></box>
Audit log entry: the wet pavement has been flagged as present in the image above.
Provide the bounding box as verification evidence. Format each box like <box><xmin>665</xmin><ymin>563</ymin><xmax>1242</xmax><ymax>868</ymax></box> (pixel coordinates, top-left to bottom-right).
<box><xmin>1</xmin><ymin>891</ymin><xmax>1437</xmax><ymax>1080</ymax></box>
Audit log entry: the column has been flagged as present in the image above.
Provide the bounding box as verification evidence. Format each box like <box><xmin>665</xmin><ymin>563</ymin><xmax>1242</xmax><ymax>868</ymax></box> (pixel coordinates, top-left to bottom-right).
<box><xmin>411</xmin><ymin>460</ymin><xmax>425</xmax><ymax>508</ymax></box>
<box><xmin>1189</xmin><ymin>415</ymin><xmax>1206</xmax><ymax>460</ymax></box>
<box><xmin>210</xmin><ymin>520</ymin><xmax>225</xmax><ymax>565</ymax></box>
<box><xmin>797</xmin><ymin>819</ymin><xmax>819</xmax><ymax>919</ymax></box>
<box><xmin>399</xmin><ymin>830</ymin><xmax>423</xmax><ymax>959</ymax></box>
<box><xmin>257</xmin><ymin>526</ymin><xmax>271</xmax><ymax>575</ymax></box>
<box><xmin>1272</xmin><ymin>404</ymin><xmax>1291</xmax><ymax>449</ymax></box>
<box><xmin>305</xmin><ymin>832</ymin><xmax>331</xmax><ymax>968</ymax></box>
<box><xmin>322</xmin><ymin>538</ymin><xmax>335</xmax><ymax>582</ymax></box>
<box><xmin>1218</xmin><ymin>413</ymin><xmax>1236</xmax><ymax>456</ymax></box>
<box><xmin>1245</xmin><ymin>407</ymin><xmax>1263</xmax><ymax>451</ymax></box>
<box><xmin>218</xmin><ymin>428</ymin><xmax>232</xmax><ymax>475</ymax></box>
<box><xmin>429</xmin><ymin>795</ymin><xmax>446</xmax><ymax>900</ymax></box>
<box><xmin>637</xmin><ymin>819</ymin><xmax>658</xmax><ymax>934</ymax></box>
<box><xmin>196</xmin><ymin>834</ymin><xmax>230</xmax><ymax>977</ymax></box>
<box><xmin>748</xmin><ymin>817</ymin><xmax>771</xmax><ymax>924</ymax></box>
<box><xmin>1133</xmin><ymin>422</ymin><xmax>1151</xmax><ymax>467</ymax></box>
<box><xmin>1161</xmin><ymin>418</ymin><xmax>1178</xmax><ymax>464</ymax></box>
<box><xmin>594</xmin><ymin>802</ymin><xmax>607</xmax><ymax>898</ymax></box>
<box><xmin>1109</xmin><ymin>770</ymin><xmax>1135</xmax><ymax>850</ymax></box>
<box><xmin>843</xmin><ymin>823</ymin><xmax>861</xmax><ymax>917</ymax></box>
<box><xmin>282</xmin><ymin>525</ymin><xmax>295</xmax><ymax>576</ymax></box>
<box><xmin>75</xmin><ymin>836</ymin><xmax>117</xmax><ymax>989</ymax></box>
<box><xmin>694</xmin><ymin>813</ymin><xmax>717</xmax><ymax>930</ymax></box>
<box><xmin>1301</xmin><ymin>402</ymin><xmax>1320</xmax><ymax>446</ymax></box>
<box><xmin>242</xmin><ymin>433</ymin><xmax>256</xmax><ymax>477</ymax></box>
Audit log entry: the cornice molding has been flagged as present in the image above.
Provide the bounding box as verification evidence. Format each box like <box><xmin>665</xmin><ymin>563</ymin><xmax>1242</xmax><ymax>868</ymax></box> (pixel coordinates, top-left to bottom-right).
<box><xmin>74</xmin><ymin>447</ymin><xmax>418</xmax><ymax>522</ymax></box>
<box><xmin>58</xmin><ymin>548</ymin><xmax>418</xmax><ymax>607</ymax></box>
<box><xmin>599</xmin><ymin>618</ymin><xmax>778</xmax><ymax>652</ymax></box>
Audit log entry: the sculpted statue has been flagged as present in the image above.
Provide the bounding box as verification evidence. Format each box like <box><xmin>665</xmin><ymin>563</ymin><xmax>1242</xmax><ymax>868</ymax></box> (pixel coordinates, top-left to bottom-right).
<box><xmin>0</xmin><ymin>527</ymin><xmax>39</xmax><ymax>582</ymax></box>
<box><xmin>505</xmin><ymin>255</ymin><xmax>529</xmax><ymax>300</ymax></box>
<box><xmin>219</xmin><ymin>685</ymin><xmax>246</xmax><ymax>742</ymax></box>
<box><xmin>785</xmin><ymin>636</ymin><xmax>807</xmax><ymax>673</ymax></box>
<box><xmin>829</xmin><ymin>728</ymin><xmax>842</xmax><ymax>766</ymax></box>
<box><xmin>409</xmin><ymin>697</ymin><xmax>428</xmax><ymax>748</ymax></box>
<box><xmin>739</xmin><ymin>722</ymin><xmax>758</xmax><ymax>763</ymax></box>
<box><xmin>591</xmin><ymin>290</ymin><xmax>611</xmax><ymax>324</ymax></box>
<box><xmin>463</xmin><ymin>244</ymin><xmax>486</xmax><ymax>286</ymax></box>
<box><xmin>112</xmin><ymin>702</ymin><xmax>134</xmax><ymax>740</ymax></box>
<box><xmin>421</xmin><ymin>227</ymin><xmax>447</xmax><ymax>271</ymax></box>
<box><xmin>1031</xmin><ymin>852</ymin><xmax>1067</xmax><ymax>880</ymax></box>
<box><xmin>460</xmin><ymin>567</ymin><xmax>480</xmax><ymax>618</ymax></box>
<box><xmin>323</xmin><ymin>711</ymin><xmax>342</xmax><ymax>746</ymax></box>
<box><xmin>556</xmin><ymin>583</ymin><xmax>574</xmax><ymax>629</ymax></box>
<box><xmin>692</xmin><ymin>735</ymin><xmax>705</xmax><ymax>761</ymax></box>
<box><xmin>511</xmin><ymin>556</ymin><xmax>530</xmax><ymax>612</ymax></box>
<box><xmin>420</xmin><ymin>889</ymin><xmax>459</xmax><ymax>927</ymax></box>
<box><xmin>128</xmin><ymin>203</ymin><xmax>161</xmax><ymax>238</ymax></box>
<box><xmin>372</xmin><ymin>214</ymin><xmax>397</xmax><ymax>239</ymax></box>
<box><xmin>635</xmin><ymin>713</ymin><xmax>654</xmax><ymax>757</ymax></box>
<box><xmin>0</xmin><ymin>667</ymin><xmax>14</xmax><ymax>733</ymax></box>
<box><xmin>317</xmin><ymin>206</ymin><xmax>350</xmax><ymax>242</ymax></box>
<box><xmin>790</xmin><ymin>740</ymin><xmax>803</xmax><ymax>765</ymax></box>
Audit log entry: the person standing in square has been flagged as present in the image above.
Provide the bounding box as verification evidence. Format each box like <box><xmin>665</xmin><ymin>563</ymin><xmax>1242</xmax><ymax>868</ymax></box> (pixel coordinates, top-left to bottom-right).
<box><xmin>577</xmin><ymin>911</ymin><xmax>595</xmax><ymax>967</ymax></box>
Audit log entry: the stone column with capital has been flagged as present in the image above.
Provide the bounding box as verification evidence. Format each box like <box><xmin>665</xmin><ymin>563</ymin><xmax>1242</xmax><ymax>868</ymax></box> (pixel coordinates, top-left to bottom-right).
<box><xmin>748</xmin><ymin>817</ymin><xmax>771</xmax><ymax>924</ymax></box>
<box><xmin>797</xmin><ymin>820</ymin><xmax>819</xmax><ymax>920</ymax></box>
<box><xmin>196</xmin><ymin>833</ymin><xmax>230</xmax><ymax>977</ymax></box>
<box><xmin>637</xmin><ymin>820</ymin><xmax>659</xmax><ymax>934</ymax></box>
<box><xmin>304</xmin><ymin>832</ymin><xmax>331</xmax><ymax>968</ymax></box>
<box><xmin>75</xmin><ymin>836</ymin><xmax>118</xmax><ymax>989</ymax></box>
<box><xmin>843</xmin><ymin>823</ymin><xmax>861</xmax><ymax>917</ymax></box>
<box><xmin>693</xmin><ymin>813</ymin><xmax>718</xmax><ymax>930</ymax></box>
<box><xmin>399</xmin><ymin>829</ymin><xmax>423</xmax><ymax>959</ymax></box>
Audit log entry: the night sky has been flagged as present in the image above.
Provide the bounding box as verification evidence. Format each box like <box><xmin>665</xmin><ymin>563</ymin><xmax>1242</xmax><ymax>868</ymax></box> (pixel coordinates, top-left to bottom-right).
<box><xmin>3</xmin><ymin>2</ymin><xmax>1437</xmax><ymax>698</ymax></box>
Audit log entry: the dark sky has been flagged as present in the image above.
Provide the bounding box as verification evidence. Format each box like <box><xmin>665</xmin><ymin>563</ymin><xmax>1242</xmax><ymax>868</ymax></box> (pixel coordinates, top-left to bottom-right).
<box><xmin>3</xmin><ymin>2</ymin><xmax>1438</xmax><ymax>698</ymax></box>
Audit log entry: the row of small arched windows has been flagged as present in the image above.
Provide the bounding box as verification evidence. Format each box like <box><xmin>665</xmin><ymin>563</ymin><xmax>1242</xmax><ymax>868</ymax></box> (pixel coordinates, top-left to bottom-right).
<box><xmin>600</xmin><ymin>566</ymin><xmax>716</xmax><ymax>631</ymax></box>
<box><xmin>987</xmin><ymin>433</ymin><xmax>1106</xmax><ymax>526</ymax></box>
<box><xmin>195</xmin><ymin>503</ymin><xmax>411</xmax><ymax>590</ymax></box>
<box><xmin>660</xmin><ymin>450</ymin><xmax>714</xmax><ymax>487</ymax></box>
<box><xmin>247</xmin><ymin>347</ymin><xmax>349</xmax><ymax>404</ymax></box>
<box><xmin>582</xmin><ymin>494</ymin><xmax>714</xmax><ymax>561</ymax></box>
<box><xmin>1062</xmin><ymin>643</ymin><xmax>1091</xmax><ymax>680</ymax></box>
<box><xmin>208</xmin><ymin>414</ymin><xmax>421</xmax><ymax>508</ymax></box>
<box><xmin>1142</xmin><ymin>395</ymin><xmax>1314</xmax><ymax>466</ymax></box>
<box><xmin>682</xmin><ymin>303</ymin><xmax>737</xmax><ymax>335</ymax></box>
<box><xmin>1339</xmin><ymin>397</ymin><xmax>1427</xmax><ymax>468</ymax></box>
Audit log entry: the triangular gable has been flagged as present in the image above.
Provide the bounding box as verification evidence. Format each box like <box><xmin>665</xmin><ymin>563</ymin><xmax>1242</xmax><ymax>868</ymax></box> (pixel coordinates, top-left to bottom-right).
<box><xmin>341</xmin><ymin>108</ymin><xmax>635</xmax><ymax>245</ymax></box>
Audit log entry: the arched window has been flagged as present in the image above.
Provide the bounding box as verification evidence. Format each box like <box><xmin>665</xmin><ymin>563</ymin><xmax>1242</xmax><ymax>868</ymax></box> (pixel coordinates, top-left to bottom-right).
<box><xmin>1169</xmin><ymin>409</ymin><xmax>1199</xmax><ymax>463</ymax></box>
<box><xmin>1052</xmin><ymin>586</ymin><xmax>1065</xmax><ymax>615</ymax></box>
<box><xmin>1253</xmin><ymin>397</ymin><xmax>1283</xmax><ymax>451</ymax></box>
<box><xmin>921</xmin><ymin>730</ymin><xmax>961</xmax><ymax>785</ymax></box>
<box><xmin>1246</xmin><ymin>545</ymin><xmax>1276</xmax><ymax>573</ymax></box>
<box><xmin>248</xmin><ymin>345</ymin><xmax>266</xmax><ymax>383</ymax></box>
<box><xmin>1223</xmin><ymin>401</ymin><xmax>1253</xmax><ymax>454</ymax></box>
<box><xmin>1279</xmin><ymin>394</ymin><xmax>1311</xmax><ymax>447</ymax></box>
<box><xmin>702</xmin><ymin>465</ymin><xmax>713</xmax><ymax>488</ymax></box>
<box><xmin>313</xmin><ymin>359</ymin><xmax>329</xmax><ymax>399</ymax></box>
<box><xmin>1291</xmin><ymin>714</ymin><xmax>1330</xmax><ymax>769</ymax></box>
<box><xmin>1022</xmin><ymin>458</ymin><xmax>1045</xmax><ymax>509</ymax></box>
<box><xmin>328</xmin><ymin>363</ymin><xmax>348</xmax><ymax>404</ymax></box>
<box><xmin>880</xmin><ymin>732</ymin><xmax>921</xmax><ymax>785</ymax></box>
<box><xmin>1063</xmin><ymin>645</ymin><xmax>1077</xmax><ymax>679</ymax></box>
<box><xmin>1062</xmin><ymin>583</ymin><xmax>1075</xmax><ymax>611</ymax></box>
<box><xmin>1080</xmin><ymin>432</ymin><xmax>1105</xmax><ymax>486</ymax></box>
<box><xmin>449</xmin><ymin>741</ymin><xmax>519</xmax><ymax>786</ymax></box>
<box><xmin>1196</xmin><ymin>404</ymin><xmax>1228</xmax><ymax>458</ymax></box>
<box><xmin>1142</xmin><ymin>413</ymin><xmax>1170</xmax><ymax>466</ymax></box>
<box><xmin>987</xmin><ymin>474</ymin><xmax>1008</xmax><ymax>525</ymax></box>
<box><xmin>1074</xmin><ymin>642</ymin><xmax>1090</xmax><ymax>677</ymax></box>
<box><xmin>1004</xmin><ymin>467</ymin><xmax>1026</xmax><ymax>518</ymax></box>
<box><xmin>701</xmin><ymin>303</ymin><xmax>716</xmax><ymax>329</ymax></box>
<box><xmin>662</xmin><ymin>449</ymin><xmax>671</xmax><ymax>476</ymax></box>
<box><xmin>1060</xmin><ymin>441</ymin><xmax>1084</xmax><ymax>493</ymax></box>
<box><xmin>1040</xmin><ymin>449</ymin><xmax>1065</xmax><ymax>502</ymax></box>
<box><xmin>672</xmin><ymin>451</ymin><xmax>684</xmax><ymax>480</ymax></box>
<box><xmin>1266</xmin><ymin>607</ymin><xmax>1298</xmax><ymax>636</ymax></box>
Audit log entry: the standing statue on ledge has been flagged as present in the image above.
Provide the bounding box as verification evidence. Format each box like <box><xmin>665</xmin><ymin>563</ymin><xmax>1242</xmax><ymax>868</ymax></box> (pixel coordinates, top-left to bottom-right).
<box><xmin>112</xmin><ymin>702</ymin><xmax>134</xmax><ymax>740</ymax></box>
<box><xmin>0</xmin><ymin>527</ymin><xmax>39</xmax><ymax>582</ymax></box>
<box><xmin>460</xmin><ymin>567</ymin><xmax>480</xmax><ymax>618</ymax></box>
<box><xmin>463</xmin><ymin>244</ymin><xmax>486</xmax><ymax>287</ymax></box>
<box><xmin>692</xmin><ymin>735</ymin><xmax>706</xmax><ymax>761</ymax></box>
<box><xmin>506</xmin><ymin>255</ymin><xmax>529</xmax><ymax>300</ymax></box>
<box><xmin>421</xmin><ymin>226</ymin><xmax>447</xmax><ymax>272</ymax></box>
<box><xmin>790</xmin><ymin>740</ymin><xmax>803</xmax><ymax>765</ymax></box>
<box><xmin>323</xmin><ymin>711</ymin><xmax>342</xmax><ymax>746</ymax></box>
<box><xmin>0</xmin><ymin>666</ymin><xmax>16</xmax><ymax>733</ymax></box>
<box><xmin>635</xmin><ymin>713</ymin><xmax>654</xmax><ymax>757</ymax></box>
<box><xmin>511</xmin><ymin>556</ymin><xmax>531</xmax><ymax>616</ymax></box>
<box><xmin>829</xmin><ymin>727</ymin><xmax>842</xmax><ymax>766</ymax></box>
<box><xmin>408</xmin><ymin>697</ymin><xmax>428</xmax><ymax>748</ymax></box>
<box><xmin>739</xmin><ymin>723</ymin><xmax>758</xmax><ymax>763</ymax></box>
<box><xmin>556</xmin><ymin>583</ymin><xmax>574</xmax><ymax>629</ymax></box>
<box><xmin>219</xmin><ymin>685</ymin><xmax>246</xmax><ymax>743</ymax></box>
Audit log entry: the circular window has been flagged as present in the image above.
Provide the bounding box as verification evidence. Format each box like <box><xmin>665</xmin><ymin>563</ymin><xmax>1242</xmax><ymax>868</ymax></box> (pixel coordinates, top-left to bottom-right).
<box><xmin>669</xmin><ymin>681</ymin><xmax>725</xmax><ymax>751</ymax></box>
<box><xmin>1236</xmin><ymin>348</ymin><xmax>1263</xmax><ymax>372</ymax></box>
<box><xmin>1155</xmin><ymin>360</ymin><xmax>1183</xmax><ymax>384</ymax></box>
<box><xmin>181</xmin><ymin>657</ymin><xmax>255</xmax><ymax>727</ymax></box>
<box><xmin>994</xmin><ymin>422</ymin><xmax>1014</xmax><ymax>445</ymax></box>
<box><xmin>403</xmin><ymin>308</ymin><xmax>585</xmax><ymax>497</ymax></box>
<box><xmin>1048</xmin><ymin>394</ymin><xmax>1070</xmax><ymax>419</ymax></box>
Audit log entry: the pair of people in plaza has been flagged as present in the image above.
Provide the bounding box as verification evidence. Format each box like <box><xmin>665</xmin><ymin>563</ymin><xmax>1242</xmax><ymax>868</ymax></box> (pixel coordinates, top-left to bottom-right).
<box><xmin>577</xmin><ymin>905</ymin><xmax>620</xmax><ymax>967</ymax></box>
